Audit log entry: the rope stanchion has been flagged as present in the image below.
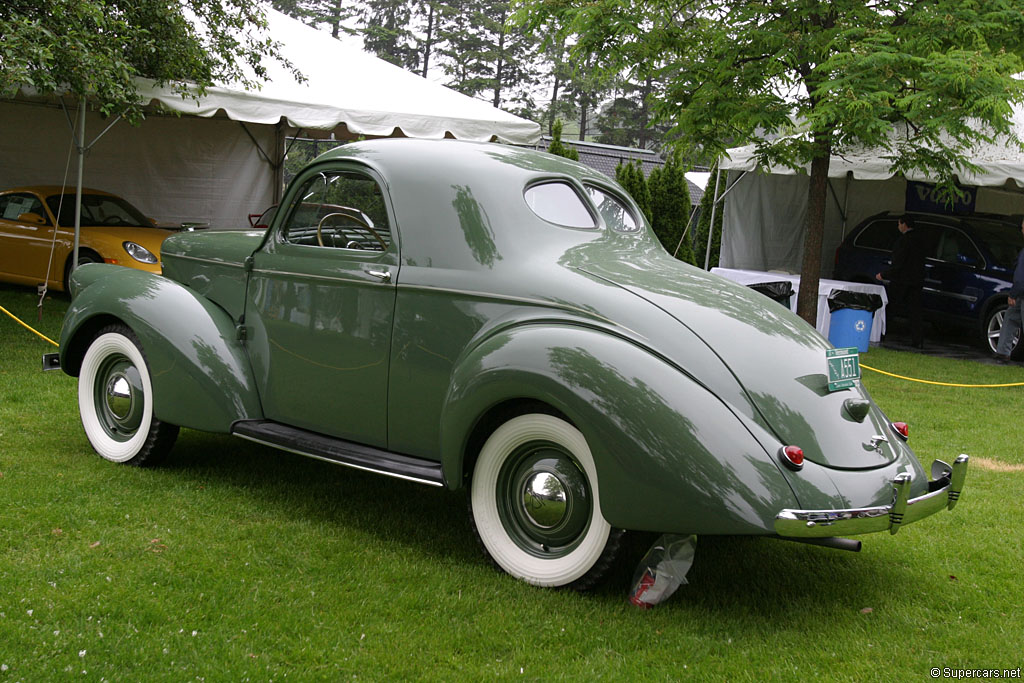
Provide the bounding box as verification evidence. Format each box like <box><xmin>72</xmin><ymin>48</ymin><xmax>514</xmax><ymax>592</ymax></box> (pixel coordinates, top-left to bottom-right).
<box><xmin>861</xmin><ymin>363</ymin><xmax>1024</xmax><ymax>388</ymax></box>
<box><xmin>1</xmin><ymin>305</ymin><xmax>59</xmax><ymax>347</ymax></box>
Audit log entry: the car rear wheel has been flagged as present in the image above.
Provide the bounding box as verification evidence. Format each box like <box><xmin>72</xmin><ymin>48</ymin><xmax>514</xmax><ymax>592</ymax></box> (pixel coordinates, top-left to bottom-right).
<box><xmin>469</xmin><ymin>413</ymin><xmax>623</xmax><ymax>589</ymax></box>
<box><xmin>78</xmin><ymin>324</ymin><xmax>178</xmax><ymax>465</ymax></box>
<box><xmin>984</xmin><ymin>303</ymin><xmax>1022</xmax><ymax>359</ymax></box>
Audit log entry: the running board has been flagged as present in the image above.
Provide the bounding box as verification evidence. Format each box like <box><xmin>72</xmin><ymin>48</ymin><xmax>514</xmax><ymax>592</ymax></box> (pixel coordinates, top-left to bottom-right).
<box><xmin>231</xmin><ymin>420</ymin><xmax>445</xmax><ymax>487</ymax></box>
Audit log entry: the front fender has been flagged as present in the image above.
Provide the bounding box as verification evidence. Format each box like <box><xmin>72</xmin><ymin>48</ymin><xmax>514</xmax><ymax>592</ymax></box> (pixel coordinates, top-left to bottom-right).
<box><xmin>59</xmin><ymin>264</ymin><xmax>262</xmax><ymax>432</ymax></box>
<box><xmin>440</xmin><ymin>323</ymin><xmax>802</xmax><ymax>535</ymax></box>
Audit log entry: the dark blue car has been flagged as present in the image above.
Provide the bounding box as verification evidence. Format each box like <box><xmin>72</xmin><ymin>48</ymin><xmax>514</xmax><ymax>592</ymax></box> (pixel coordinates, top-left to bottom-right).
<box><xmin>834</xmin><ymin>211</ymin><xmax>1023</xmax><ymax>357</ymax></box>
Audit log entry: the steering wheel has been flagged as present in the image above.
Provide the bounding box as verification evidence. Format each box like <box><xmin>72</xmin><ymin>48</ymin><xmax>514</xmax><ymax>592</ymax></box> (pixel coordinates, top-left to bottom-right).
<box><xmin>316</xmin><ymin>209</ymin><xmax>388</xmax><ymax>251</ymax></box>
<box><xmin>102</xmin><ymin>215</ymin><xmax>124</xmax><ymax>226</ymax></box>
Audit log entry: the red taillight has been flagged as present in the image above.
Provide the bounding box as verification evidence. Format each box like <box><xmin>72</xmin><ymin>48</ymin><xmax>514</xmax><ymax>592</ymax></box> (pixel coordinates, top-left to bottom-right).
<box><xmin>779</xmin><ymin>445</ymin><xmax>804</xmax><ymax>470</ymax></box>
<box><xmin>892</xmin><ymin>422</ymin><xmax>909</xmax><ymax>440</ymax></box>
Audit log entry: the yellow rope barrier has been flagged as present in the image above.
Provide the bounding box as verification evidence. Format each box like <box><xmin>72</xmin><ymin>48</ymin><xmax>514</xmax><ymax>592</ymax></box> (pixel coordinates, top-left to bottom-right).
<box><xmin>0</xmin><ymin>304</ymin><xmax>59</xmax><ymax>347</ymax></box>
<box><xmin>860</xmin><ymin>363</ymin><xmax>1024</xmax><ymax>388</ymax></box>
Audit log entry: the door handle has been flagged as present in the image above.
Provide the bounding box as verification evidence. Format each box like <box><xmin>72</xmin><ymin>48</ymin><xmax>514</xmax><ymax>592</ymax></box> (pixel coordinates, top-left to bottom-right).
<box><xmin>367</xmin><ymin>268</ymin><xmax>392</xmax><ymax>283</ymax></box>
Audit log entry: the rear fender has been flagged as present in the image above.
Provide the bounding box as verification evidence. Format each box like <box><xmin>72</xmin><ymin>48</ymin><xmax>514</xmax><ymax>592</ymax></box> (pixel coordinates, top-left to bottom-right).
<box><xmin>440</xmin><ymin>323</ymin><xmax>802</xmax><ymax>535</ymax></box>
<box><xmin>59</xmin><ymin>264</ymin><xmax>262</xmax><ymax>432</ymax></box>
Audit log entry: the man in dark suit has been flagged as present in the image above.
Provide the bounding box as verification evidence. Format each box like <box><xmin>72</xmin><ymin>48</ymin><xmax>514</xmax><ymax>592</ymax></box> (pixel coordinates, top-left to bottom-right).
<box><xmin>876</xmin><ymin>214</ymin><xmax>927</xmax><ymax>348</ymax></box>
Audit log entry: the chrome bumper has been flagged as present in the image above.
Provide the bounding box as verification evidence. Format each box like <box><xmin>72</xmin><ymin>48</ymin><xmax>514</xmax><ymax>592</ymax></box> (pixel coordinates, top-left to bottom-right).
<box><xmin>775</xmin><ymin>455</ymin><xmax>968</xmax><ymax>538</ymax></box>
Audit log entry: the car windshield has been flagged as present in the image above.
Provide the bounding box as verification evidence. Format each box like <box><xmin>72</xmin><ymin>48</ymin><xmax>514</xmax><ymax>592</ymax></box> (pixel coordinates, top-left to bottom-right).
<box><xmin>46</xmin><ymin>193</ymin><xmax>152</xmax><ymax>228</ymax></box>
<box><xmin>967</xmin><ymin>218</ymin><xmax>1024</xmax><ymax>268</ymax></box>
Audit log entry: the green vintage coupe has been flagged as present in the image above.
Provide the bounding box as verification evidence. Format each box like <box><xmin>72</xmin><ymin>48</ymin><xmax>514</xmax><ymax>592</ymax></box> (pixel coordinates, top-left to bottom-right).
<box><xmin>52</xmin><ymin>139</ymin><xmax>968</xmax><ymax>589</ymax></box>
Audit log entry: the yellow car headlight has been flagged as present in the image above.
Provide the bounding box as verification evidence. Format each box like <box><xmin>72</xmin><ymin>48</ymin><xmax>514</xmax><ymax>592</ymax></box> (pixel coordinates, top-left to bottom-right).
<box><xmin>123</xmin><ymin>241</ymin><xmax>158</xmax><ymax>264</ymax></box>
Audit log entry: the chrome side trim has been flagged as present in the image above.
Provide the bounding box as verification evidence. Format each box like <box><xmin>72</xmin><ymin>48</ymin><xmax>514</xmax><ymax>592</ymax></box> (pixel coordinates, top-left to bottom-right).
<box><xmin>165</xmin><ymin>253</ymin><xmax>247</xmax><ymax>269</ymax></box>
<box><xmin>775</xmin><ymin>455</ymin><xmax>969</xmax><ymax>538</ymax></box>
<box><xmin>921</xmin><ymin>286</ymin><xmax>978</xmax><ymax>303</ymax></box>
<box><xmin>233</xmin><ymin>432</ymin><xmax>445</xmax><ymax>488</ymax></box>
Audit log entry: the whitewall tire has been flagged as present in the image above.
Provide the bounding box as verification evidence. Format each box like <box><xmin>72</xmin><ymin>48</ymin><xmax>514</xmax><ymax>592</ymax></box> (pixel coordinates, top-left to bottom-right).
<box><xmin>469</xmin><ymin>413</ymin><xmax>622</xmax><ymax>589</ymax></box>
<box><xmin>78</xmin><ymin>325</ymin><xmax>178</xmax><ymax>465</ymax></box>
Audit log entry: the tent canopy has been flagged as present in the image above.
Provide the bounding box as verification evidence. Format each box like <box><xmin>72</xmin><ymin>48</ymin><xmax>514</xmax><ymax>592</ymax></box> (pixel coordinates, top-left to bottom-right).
<box><xmin>716</xmin><ymin>108</ymin><xmax>1024</xmax><ymax>275</ymax></box>
<box><xmin>133</xmin><ymin>9</ymin><xmax>540</xmax><ymax>144</ymax></box>
<box><xmin>719</xmin><ymin>104</ymin><xmax>1024</xmax><ymax>185</ymax></box>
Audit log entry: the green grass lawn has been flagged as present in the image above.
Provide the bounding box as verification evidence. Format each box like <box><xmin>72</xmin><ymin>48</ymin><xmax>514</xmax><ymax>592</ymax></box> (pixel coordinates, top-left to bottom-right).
<box><xmin>2</xmin><ymin>284</ymin><xmax>1022</xmax><ymax>680</ymax></box>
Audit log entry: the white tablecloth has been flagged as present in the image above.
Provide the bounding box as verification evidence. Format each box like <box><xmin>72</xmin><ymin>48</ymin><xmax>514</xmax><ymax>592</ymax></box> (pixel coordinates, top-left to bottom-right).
<box><xmin>711</xmin><ymin>268</ymin><xmax>888</xmax><ymax>343</ymax></box>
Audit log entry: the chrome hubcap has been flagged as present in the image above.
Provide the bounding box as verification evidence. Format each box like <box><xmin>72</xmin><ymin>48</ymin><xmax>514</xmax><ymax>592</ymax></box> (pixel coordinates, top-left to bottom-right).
<box><xmin>94</xmin><ymin>355</ymin><xmax>145</xmax><ymax>441</ymax></box>
<box><xmin>520</xmin><ymin>471</ymin><xmax>568</xmax><ymax>529</ymax></box>
<box><xmin>498</xmin><ymin>444</ymin><xmax>592</xmax><ymax>557</ymax></box>
<box><xmin>105</xmin><ymin>374</ymin><xmax>133</xmax><ymax>420</ymax></box>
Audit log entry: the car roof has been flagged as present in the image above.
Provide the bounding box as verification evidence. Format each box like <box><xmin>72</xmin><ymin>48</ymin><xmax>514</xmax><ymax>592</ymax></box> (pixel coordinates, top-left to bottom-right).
<box><xmin>857</xmin><ymin>210</ymin><xmax>1019</xmax><ymax>231</ymax></box>
<box><xmin>310</xmin><ymin>138</ymin><xmax>614</xmax><ymax>187</ymax></box>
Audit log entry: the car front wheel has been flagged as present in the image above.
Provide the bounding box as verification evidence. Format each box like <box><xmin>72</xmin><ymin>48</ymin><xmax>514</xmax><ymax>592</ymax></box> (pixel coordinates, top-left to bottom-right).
<box><xmin>78</xmin><ymin>324</ymin><xmax>178</xmax><ymax>465</ymax></box>
<box><xmin>469</xmin><ymin>413</ymin><xmax>622</xmax><ymax>589</ymax></box>
<box><xmin>984</xmin><ymin>303</ymin><xmax>1022</xmax><ymax>359</ymax></box>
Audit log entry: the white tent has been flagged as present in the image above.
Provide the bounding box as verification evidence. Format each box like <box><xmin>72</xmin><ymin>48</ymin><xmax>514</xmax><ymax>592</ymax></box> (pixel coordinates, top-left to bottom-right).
<box><xmin>0</xmin><ymin>9</ymin><xmax>540</xmax><ymax>229</ymax></box>
<box><xmin>716</xmin><ymin>108</ymin><xmax>1024</xmax><ymax>276</ymax></box>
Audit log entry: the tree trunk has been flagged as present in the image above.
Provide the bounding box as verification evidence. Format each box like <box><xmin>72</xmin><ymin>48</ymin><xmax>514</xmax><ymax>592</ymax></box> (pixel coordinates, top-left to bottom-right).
<box><xmin>548</xmin><ymin>76</ymin><xmax>561</xmax><ymax>136</ymax></box>
<box><xmin>578</xmin><ymin>92</ymin><xmax>589</xmax><ymax>141</ymax></box>
<box><xmin>421</xmin><ymin>4</ymin><xmax>434</xmax><ymax>78</ymax></box>
<box><xmin>796</xmin><ymin>134</ymin><xmax>832</xmax><ymax>327</ymax></box>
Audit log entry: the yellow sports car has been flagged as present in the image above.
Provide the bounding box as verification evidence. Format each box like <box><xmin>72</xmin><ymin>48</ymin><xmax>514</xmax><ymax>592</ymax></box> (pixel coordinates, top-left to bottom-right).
<box><xmin>0</xmin><ymin>186</ymin><xmax>176</xmax><ymax>292</ymax></box>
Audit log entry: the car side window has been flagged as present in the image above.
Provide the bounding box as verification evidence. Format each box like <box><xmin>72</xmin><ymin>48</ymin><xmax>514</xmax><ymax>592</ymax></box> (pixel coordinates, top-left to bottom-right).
<box><xmin>282</xmin><ymin>170</ymin><xmax>392</xmax><ymax>251</ymax></box>
<box><xmin>0</xmin><ymin>193</ymin><xmax>47</xmax><ymax>224</ymax></box>
<box><xmin>936</xmin><ymin>227</ymin><xmax>982</xmax><ymax>265</ymax></box>
<box><xmin>524</xmin><ymin>182</ymin><xmax>596</xmax><ymax>229</ymax></box>
<box><xmin>853</xmin><ymin>219</ymin><xmax>899</xmax><ymax>251</ymax></box>
<box><xmin>585</xmin><ymin>185</ymin><xmax>639</xmax><ymax>233</ymax></box>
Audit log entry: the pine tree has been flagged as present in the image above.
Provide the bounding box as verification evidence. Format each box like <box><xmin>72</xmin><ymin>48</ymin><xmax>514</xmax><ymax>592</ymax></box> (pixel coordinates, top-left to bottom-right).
<box><xmin>547</xmin><ymin>119</ymin><xmax>579</xmax><ymax>161</ymax></box>
<box><xmin>615</xmin><ymin>160</ymin><xmax>652</xmax><ymax>224</ymax></box>
<box><xmin>648</xmin><ymin>153</ymin><xmax>694</xmax><ymax>264</ymax></box>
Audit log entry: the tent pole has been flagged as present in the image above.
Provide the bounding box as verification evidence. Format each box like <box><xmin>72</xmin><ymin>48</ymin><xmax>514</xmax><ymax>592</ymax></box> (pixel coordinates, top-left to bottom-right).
<box><xmin>72</xmin><ymin>97</ymin><xmax>86</xmax><ymax>278</ymax></box>
<box><xmin>704</xmin><ymin>165</ymin><xmax>723</xmax><ymax>271</ymax></box>
<box><xmin>840</xmin><ymin>171</ymin><xmax>852</xmax><ymax>240</ymax></box>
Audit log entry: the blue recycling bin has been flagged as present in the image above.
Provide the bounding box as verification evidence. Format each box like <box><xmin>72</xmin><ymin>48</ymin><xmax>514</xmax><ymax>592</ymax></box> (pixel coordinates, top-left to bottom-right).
<box><xmin>826</xmin><ymin>289</ymin><xmax>883</xmax><ymax>353</ymax></box>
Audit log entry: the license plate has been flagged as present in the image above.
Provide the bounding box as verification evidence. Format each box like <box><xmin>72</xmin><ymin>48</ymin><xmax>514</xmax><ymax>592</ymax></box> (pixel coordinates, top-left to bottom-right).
<box><xmin>826</xmin><ymin>347</ymin><xmax>861</xmax><ymax>392</ymax></box>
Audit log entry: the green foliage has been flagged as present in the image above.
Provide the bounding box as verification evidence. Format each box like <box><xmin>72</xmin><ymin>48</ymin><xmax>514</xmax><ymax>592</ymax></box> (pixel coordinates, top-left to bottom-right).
<box><xmin>271</xmin><ymin>0</ymin><xmax>355</xmax><ymax>39</ymax></box>
<box><xmin>547</xmin><ymin>119</ymin><xmax>579</xmax><ymax>161</ymax></box>
<box><xmin>615</xmin><ymin>161</ymin><xmax>651</xmax><ymax>224</ymax></box>
<box><xmin>648</xmin><ymin>153</ymin><xmax>694</xmax><ymax>264</ymax></box>
<box><xmin>358</xmin><ymin>0</ymin><xmax>419</xmax><ymax>69</ymax></box>
<box><xmin>1</xmin><ymin>0</ymin><xmax>293</xmax><ymax>123</ymax></box>
<box><xmin>517</xmin><ymin>0</ymin><xmax>1024</xmax><ymax>320</ymax></box>
<box><xmin>520</xmin><ymin>0</ymin><xmax>1024</xmax><ymax>178</ymax></box>
<box><xmin>595</xmin><ymin>77</ymin><xmax>664</xmax><ymax>150</ymax></box>
<box><xmin>694</xmin><ymin>165</ymin><xmax>725</xmax><ymax>270</ymax></box>
<box><xmin>618</xmin><ymin>158</ymin><xmax>697</xmax><ymax>265</ymax></box>
<box><xmin>435</xmin><ymin>0</ymin><xmax>540</xmax><ymax>112</ymax></box>
<box><xmin>596</xmin><ymin>97</ymin><xmax>644</xmax><ymax>148</ymax></box>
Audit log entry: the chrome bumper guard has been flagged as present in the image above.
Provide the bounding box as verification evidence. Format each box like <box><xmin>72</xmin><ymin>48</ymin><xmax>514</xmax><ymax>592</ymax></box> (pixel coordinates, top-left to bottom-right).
<box><xmin>774</xmin><ymin>455</ymin><xmax>969</xmax><ymax>538</ymax></box>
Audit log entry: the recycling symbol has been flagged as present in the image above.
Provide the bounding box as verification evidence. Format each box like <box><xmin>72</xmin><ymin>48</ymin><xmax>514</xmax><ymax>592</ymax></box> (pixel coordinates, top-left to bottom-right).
<box><xmin>854</xmin><ymin>319</ymin><xmax>867</xmax><ymax>332</ymax></box>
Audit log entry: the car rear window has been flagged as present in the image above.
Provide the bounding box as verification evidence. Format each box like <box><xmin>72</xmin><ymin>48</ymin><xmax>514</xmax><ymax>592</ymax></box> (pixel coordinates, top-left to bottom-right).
<box><xmin>524</xmin><ymin>182</ymin><xmax>596</xmax><ymax>229</ymax></box>
<box><xmin>586</xmin><ymin>185</ymin><xmax>639</xmax><ymax>233</ymax></box>
<box><xmin>968</xmin><ymin>219</ymin><xmax>1024</xmax><ymax>268</ymax></box>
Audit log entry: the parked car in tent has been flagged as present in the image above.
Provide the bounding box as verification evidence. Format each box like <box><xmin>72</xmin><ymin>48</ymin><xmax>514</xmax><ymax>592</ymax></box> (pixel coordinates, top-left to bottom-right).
<box><xmin>0</xmin><ymin>186</ymin><xmax>176</xmax><ymax>292</ymax></box>
<box><xmin>50</xmin><ymin>140</ymin><xmax>969</xmax><ymax>589</ymax></box>
<box><xmin>835</xmin><ymin>211</ymin><xmax>1024</xmax><ymax>357</ymax></box>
